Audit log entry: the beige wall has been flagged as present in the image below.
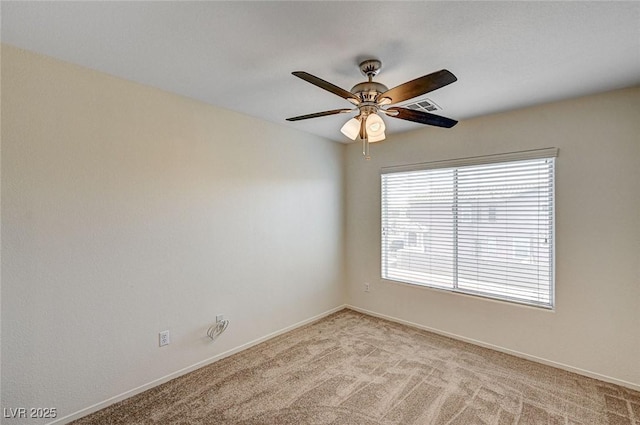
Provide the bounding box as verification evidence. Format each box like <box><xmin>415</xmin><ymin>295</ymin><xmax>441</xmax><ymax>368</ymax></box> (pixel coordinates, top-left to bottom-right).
<box><xmin>345</xmin><ymin>86</ymin><xmax>640</xmax><ymax>389</ymax></box>
<box><xmin>2</xmin><ymin>43</ymin><xmax>639</xmax><ymax>424</ymax></box>
<box><xmin>1</xmin><ymin>46</ymin><xmax>345</xmax><ymax>423</ymax></box>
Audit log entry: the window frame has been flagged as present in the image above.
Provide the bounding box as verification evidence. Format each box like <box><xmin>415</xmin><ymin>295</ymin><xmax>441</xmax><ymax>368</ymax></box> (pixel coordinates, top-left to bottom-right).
<box><xmin>380</xmin><ymin>148</ymin><xmax>557</xmax><ymax>309</ymax></box>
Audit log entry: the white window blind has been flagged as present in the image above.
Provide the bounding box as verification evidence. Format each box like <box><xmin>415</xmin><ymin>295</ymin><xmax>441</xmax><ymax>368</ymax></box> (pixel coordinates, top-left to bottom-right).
<box><xmin>381</xmin><ymin>149</ymin><xmax>557</xmax><ymax>308</ymax></box>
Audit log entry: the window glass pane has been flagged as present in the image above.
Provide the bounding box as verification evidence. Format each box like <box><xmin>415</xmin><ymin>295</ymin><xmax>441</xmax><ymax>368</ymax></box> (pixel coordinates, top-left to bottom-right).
<box><xmin>382</xmin><ymin>169</ymin><xmax>455</xmax><ymax>289</ymax></box>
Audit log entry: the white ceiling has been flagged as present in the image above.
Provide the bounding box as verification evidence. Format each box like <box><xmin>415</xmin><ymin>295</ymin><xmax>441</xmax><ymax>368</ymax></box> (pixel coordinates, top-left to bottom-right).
<box><xmin>2</xmin><ymin>1</ymin><xmax>639</xmax><ymax>143</ymax></box>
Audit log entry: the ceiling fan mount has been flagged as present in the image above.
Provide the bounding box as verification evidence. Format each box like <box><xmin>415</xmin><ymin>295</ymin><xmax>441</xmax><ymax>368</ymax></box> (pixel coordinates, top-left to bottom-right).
<box><xmin>286</xmin><ymin>58</ymin><xmax>459</xmax><ymax>158</ymax></box>
<box><xmin>358</xmin><ymin>59</ymin><xmax>382</xmax><ymax>78</ymax></box>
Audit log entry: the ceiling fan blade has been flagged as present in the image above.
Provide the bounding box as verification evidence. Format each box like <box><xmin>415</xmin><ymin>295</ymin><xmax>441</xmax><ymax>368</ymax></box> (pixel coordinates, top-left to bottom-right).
<box><xmin>292</xmin><ymin>72</ymin><xmax>360</xmax><ymax>104</ymax></box>
<box><xmin>378</xmin><ymin>69</ymin><xmax>457</xmax><ymax>104</ymax></box>
<box><xmin>286</xmin><ymin>108</ymin><xmax>353</xmax><ymax>122</ymax></box>
<box><xmin>386</xmin><ymin>107</ymin><xmax>458</xmax><ymax>128</ymax></box>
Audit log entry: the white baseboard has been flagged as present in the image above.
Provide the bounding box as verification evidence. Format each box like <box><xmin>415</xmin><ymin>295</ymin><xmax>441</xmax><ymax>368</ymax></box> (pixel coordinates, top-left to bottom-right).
<box><xmin>50</xmin><ymin>304</ymin><xmax>347</xmax><ymax>425</ymax></box>
<box><xmin>346</xmin><ymin>304</ymin><xmax>640</xmax><ymax>392</ymax></box>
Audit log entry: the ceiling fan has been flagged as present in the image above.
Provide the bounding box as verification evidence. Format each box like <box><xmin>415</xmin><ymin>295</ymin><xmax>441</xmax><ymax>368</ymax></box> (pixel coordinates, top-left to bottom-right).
<box><xmin>286</xmin><ymin>59</ymin><xmax>458</xmax><ymax>158</ymax></box>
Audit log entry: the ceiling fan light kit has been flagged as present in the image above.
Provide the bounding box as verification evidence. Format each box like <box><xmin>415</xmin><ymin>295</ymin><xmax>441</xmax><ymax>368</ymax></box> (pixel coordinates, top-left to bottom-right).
<box><xmin>365</xmin><ymin>113</ymin><xmax>385</xmax><ymax>137</ymax></box>
<box><xmin>340</xmin><ymin>117</ymin><xmax>361</xmax><ymax>140</ymax></box>
<box><xmin>368</xmin><ymin>131</ymin><xmax>385</xmax><ymax>143</ymax></box>
<box><xmin>287</xmin><ymin>59</ymin><xmax>459</xmax><ymax>159</ymax></box>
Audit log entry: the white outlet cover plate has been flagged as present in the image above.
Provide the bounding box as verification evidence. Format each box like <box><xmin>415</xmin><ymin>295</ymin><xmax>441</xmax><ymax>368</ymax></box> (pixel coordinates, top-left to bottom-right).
<box><xmin>159</xmin><ymin>330</ymin><xmax>170</xmax><ymax>346</ymax></box>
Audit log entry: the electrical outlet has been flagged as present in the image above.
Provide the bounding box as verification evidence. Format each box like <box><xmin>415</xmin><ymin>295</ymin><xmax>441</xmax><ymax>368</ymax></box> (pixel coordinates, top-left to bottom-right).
<box><xmin>159</xmin><ymin>330</ymin><xmax>170</xmax><ymax>347</ymax></box>
<box><xmin>216</xmin><ymin>314</ymin><xmax>225</xmax><ymax>323</ymax></box>
<box><xmin>364</xmin><ymin>283</ymin><xmax>370</xmax><ymax>292</ymax></box>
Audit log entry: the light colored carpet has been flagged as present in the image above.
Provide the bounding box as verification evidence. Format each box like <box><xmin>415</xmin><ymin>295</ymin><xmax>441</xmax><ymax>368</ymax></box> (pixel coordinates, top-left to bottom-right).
<box><xmin>72</xmin><ymin>309</ymin><xmax>639</xmax><ymax>424</ymax></box>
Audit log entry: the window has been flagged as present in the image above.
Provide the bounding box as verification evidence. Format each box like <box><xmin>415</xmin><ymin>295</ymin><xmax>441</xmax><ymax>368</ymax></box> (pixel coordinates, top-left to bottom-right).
<box><xmin>381</xmin><ymin>148</ymin><xmax>557</xmax><ymax>308</ymax></box>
